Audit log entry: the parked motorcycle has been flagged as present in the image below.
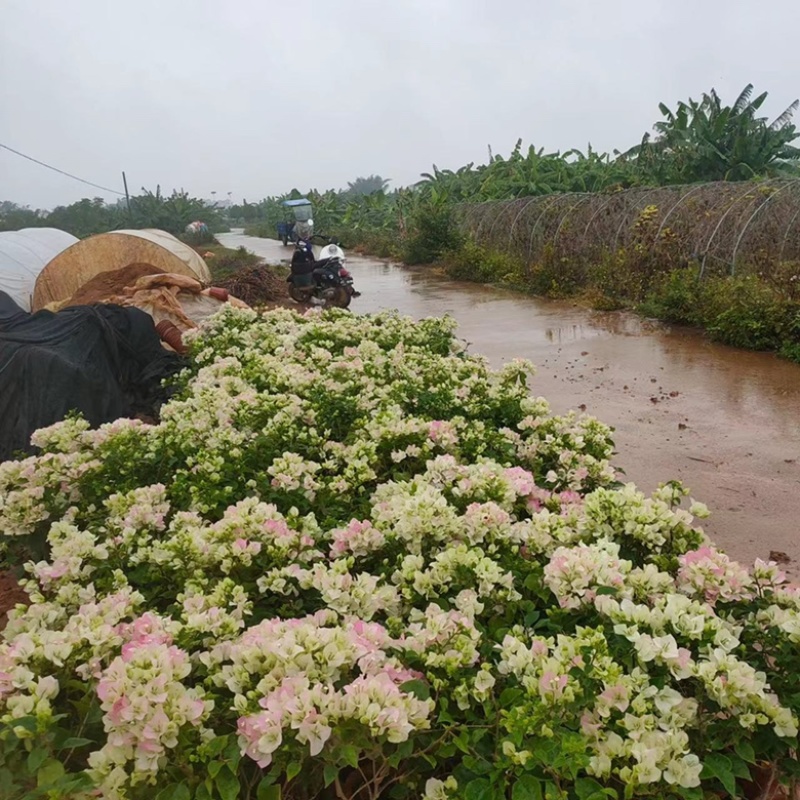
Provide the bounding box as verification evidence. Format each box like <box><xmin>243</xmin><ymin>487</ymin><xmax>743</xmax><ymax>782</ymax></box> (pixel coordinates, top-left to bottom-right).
<box><xmin>287</xmin><ymin>236</ymin><xmax>359</xmax><ymax>308</ymax></box>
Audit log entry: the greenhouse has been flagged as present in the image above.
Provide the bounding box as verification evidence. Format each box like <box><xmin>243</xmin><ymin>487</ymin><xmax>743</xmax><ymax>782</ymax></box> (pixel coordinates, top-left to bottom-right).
<box><xmin>32</xmin><ymin>228</ymin><xmax>212</xmax><ymax>310</ymax></box>
<box><xmin>0</xmin><ymin>227</ymin><xmax>78</xmax><ymax>311</ymax></box>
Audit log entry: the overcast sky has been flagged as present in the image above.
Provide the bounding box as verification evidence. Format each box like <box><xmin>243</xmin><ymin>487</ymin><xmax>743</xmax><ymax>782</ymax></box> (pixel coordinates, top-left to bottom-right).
<box><xmin>2</xmin><ymin>0</ymin><xmax>799</xmax><ymax>209</ymax></box>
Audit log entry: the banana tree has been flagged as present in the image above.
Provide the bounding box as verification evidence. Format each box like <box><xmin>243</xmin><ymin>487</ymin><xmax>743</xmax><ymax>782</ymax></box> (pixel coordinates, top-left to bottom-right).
<box><xmin>623</xmin><ymin>84</ymin><xmax>800</xmax><ymax>183</ymax></box>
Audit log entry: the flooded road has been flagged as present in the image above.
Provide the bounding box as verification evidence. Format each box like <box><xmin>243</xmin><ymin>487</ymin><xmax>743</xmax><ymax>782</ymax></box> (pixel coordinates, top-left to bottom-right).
<box><xmin>219</xmin><ymin>232</ymin><xmax>800</xmax><ymax>567</ymax></box>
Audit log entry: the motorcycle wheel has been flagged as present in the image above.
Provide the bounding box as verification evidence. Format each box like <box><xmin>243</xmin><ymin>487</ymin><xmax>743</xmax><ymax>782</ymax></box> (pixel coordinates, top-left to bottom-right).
<box><xmin>328</xmin><ymin>286</ymin><xmax>352</xmax><ymax>309</ymax></box>
<box><xmin>289</xmin><ymin>285</ymin><xmax>313</xmax><ymax>304</ymax></box>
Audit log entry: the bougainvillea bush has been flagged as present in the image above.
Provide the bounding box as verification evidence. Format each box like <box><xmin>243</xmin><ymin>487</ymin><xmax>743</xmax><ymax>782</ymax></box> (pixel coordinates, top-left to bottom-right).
<box><xmin>1</xmin><ymin>307</ymin><xmax>799</xmax><ymax>800</ymax></box>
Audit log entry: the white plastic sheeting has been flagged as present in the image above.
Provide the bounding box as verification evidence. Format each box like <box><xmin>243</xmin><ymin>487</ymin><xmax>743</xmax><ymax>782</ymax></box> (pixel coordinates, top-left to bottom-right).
<box><xmin>0</xmin><ymin>228</ymin><xmax>79</xmax><ymax>311</ymax></box>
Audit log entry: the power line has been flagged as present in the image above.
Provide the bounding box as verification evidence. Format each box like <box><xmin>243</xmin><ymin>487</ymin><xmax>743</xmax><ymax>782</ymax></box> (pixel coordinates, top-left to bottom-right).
<box><xmin>0</xmin><ymin>142</ymin><xmax>125</xmax><ymax>196</ymax></box>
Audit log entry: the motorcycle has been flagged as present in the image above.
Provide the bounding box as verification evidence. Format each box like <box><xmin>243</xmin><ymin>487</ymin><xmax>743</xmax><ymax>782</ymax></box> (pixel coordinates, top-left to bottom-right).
<box><xmin>287</xmin><ymin>235</ymin><xmax>360</xmax><ymax>308</ymax></box>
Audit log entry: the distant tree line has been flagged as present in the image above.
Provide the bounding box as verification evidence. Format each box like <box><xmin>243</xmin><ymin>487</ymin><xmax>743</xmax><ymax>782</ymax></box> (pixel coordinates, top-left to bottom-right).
<box><xmin>0</xmin><ymin>188</ymin><xmax>229</xmax><ymax>239</ymax></box>
<box><xmin>3</xmin><ymin>84</ymin><xmax>798</xmax><ymax>245</ymax></box>
<box><xmin>236</xmin><ymin>85</ymin><xmax>799</xmax><ymax>254</ymax></box>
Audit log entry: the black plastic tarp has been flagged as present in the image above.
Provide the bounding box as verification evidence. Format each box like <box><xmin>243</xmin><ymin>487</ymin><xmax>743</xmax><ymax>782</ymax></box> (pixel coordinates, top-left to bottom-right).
<box><xmin>0</xmin><ymin>291</ymin><xmax>184</xmax><ymax>460</ymax></box>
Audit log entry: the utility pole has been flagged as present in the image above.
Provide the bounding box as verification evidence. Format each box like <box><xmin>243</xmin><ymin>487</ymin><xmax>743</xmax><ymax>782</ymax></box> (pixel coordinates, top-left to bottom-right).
<box><xmin>122</xmin><ymin>171</ymin><xmax>131</xmax><ymax>218</ymax></box>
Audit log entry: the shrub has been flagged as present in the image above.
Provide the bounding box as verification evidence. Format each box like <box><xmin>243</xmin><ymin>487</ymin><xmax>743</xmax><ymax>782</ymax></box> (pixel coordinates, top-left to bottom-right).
<box><xmin>244</xmin><ymin>222</ymin><xmax>276</xmax><ymax>239</ymax></box>
<box><xmin>639</xmin><ymin>268</ymin><xmax>705</xmax><ymax>325</ymax></box>
<box><xmin>1</xmin><ymin>309</ymin><xmax>798</xmax><ymax>800</ymax></box>
<box><xmin>353</xmin><ymin>232</ymin><xmax>401</xmax><ymax>260</ymax></box>
<box><xmin>449</xmin><ymin>237</ymin><xmax>800</xmax><ymax>360</ymax></box>
<box><xmin>704</xmin><ymin>276</ymin><xmax>793</xmax><ymax>350</ymax></box>
<box><xmin>779</xmin><ymin>341</ymin><xmax>800</xmax><ymax>363</ymax></box>
<box><xmin>204</xmin><ymin>245</ymin><xmax>263</xmax><ymax>282</ymax></box>
<box><xmin>181</xmin><ymin>228</ymin><xmax>217</xmax><ymax>247</ymax></box>
<box><xmin>441</xmin><ymin>241</ymin><xmax>524</xmax><ymax>286</ymax></box>
<box><xmin>403</xmin><ymin>204</ymin><xmax>463</xmax><ymax>265</ymax></box>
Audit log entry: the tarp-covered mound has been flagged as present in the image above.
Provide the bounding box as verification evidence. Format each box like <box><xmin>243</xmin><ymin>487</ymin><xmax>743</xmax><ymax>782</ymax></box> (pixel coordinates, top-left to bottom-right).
<box><xmin>32</xmin><ymin>229</ymin><xmax>212</xmax><ymax>311</ymax></box>
<box><xmin>63</xmin><ymin>263</ymin><xmax>166</xmax><ymax>306</ymax></box>
<box><xmin>51</xmin><ymin>269</ymin><xmax>250</xmax><ymax>348</ymax></box>
<box><xmin>0</xmin><ymin>291</ymin><xmax>185</xmax><ymax>461</ymax></box>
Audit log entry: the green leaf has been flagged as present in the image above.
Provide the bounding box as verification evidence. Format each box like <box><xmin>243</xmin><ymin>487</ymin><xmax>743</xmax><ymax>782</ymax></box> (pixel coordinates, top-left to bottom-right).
<box><xmin>27</xmin><ymin>746</ymin><xmax>49</xmax><ymax>773</ymax></box>
<box><xmin>512</xmin><ymin>775</ymin><xmax>543</xmax><ymax>800</ymax></box>
<box><xmin>396</xmin><ymin>739</ymin><xmax>414</xmax><ymax>759</ymax></box>
<box><xmin>12</xmin><ymin>716</ymin><xmax>38</xmax><ymax>733</ymax></box>
<box><xmin>215</xmin><ymin>764</ymin><xmax>240</xmax><ymax>800</ymax></box>
<box><xmin>85</xmin><ymin>702</ymin><xmax>103</xmax><ymax>725</ymax></box>
<box><xmin>439</xmin><ymin>743</ymin><xmax>457</xmax><ymax>758</ymax></box>
<box><xmin>205</xmin><ymin>734</ymin><xmax>230</xmax><ymax>758</ymax></box>
<box><xmin>574</xmin><ymin>778</ymin><xmax>601</xmax><ymax>799</ymax></box>
<box><xmin>286</xmin><ymin>761</ymin><xmax>302</xmax><ymax>782</ymax></box>
<box><xmin>387</xmin><ymin>752</ymin><xmax>403</xmax><ymax>769</ymax></box>
<box><xmin>623</xmin><ymin>781</ymin><xmax>635</xmax><ymax>800</ymax></box>
<box><xmin>55</xmin><ymin>774</ymin><xmax>93</xmax><ymax>799</ymax></box>
<box><xmin>465</xmin><ymin>778</ymin><xmax>493</xmax><ymax>800</ymax></box>
<box><xmin>499</xmin><ymin>687</ymin><xmax>524</xmax><ymax>707</ymax></box>
<box><xmin>257</xmin><ymin>781</ymin><xmax>282</xmax><ymax>800</ymax></box>
<box><xmin>524</xmin><ymin>609</ymin><xmax>540</xmax><ymax>626</ymax></box>
<box><xmin>400</xmin><ymin>679</ymin><xmax>431</xmax><ymax>701</ymax></box>
<box><xmin>195</xmin><ymin>781</ymin><xmax>213</xmax><ymax>800</ymax></box>
<box><xmin>464</xmin><ymin>755</ymin><xmax>492</xmax><ymax>775</ymax></box>
<box><xmin>524</xmin><ymin>573</ymin><xmax>541</xmax><ymax>591</ymax></box>
<box><xmin>453</xmin><ymin>732</ymin><xmax>471</xmax><ymax>755</ymax></box>
<box><xmin>784</xmin><ymin>759</ymin><xmax>800</xmax><ymax>778</ymax></box>
<box><xmin>37</xmin><ymin>758</ymin><xmax>65</xmax><ymax>787</ymax></box>
<box><xmin>224</xmin><ymin>736</ymin><xmax>241</xmax><ymax>769</ymax></box>
<box><xmin>342</xmin><ymin>744</ymin><xmax>360</xmax><ymax>769</ymax></box>
<box><xmin>728</xmin><ymin>755</ymin><xmax>751</xmax><ymax>781</ymax></box>
<box><xmin>595</xmin><ymin>586</ymin><xmax>618</xmax><ymax>596</ymax></box>
<box><xmin>0</xmin><ymin>767</ymin><xmax>15</xmax><ymax>792</ymax></box>
<box><xmin>472</xmin><ymin>728</ymin><xmax>489</xmax><ymax>744</ymax></box>
<box><xmin>208</xmin><ymin>760</ymin><xmax>224</xmax><ymax>779</ymax></box>
<box><xmin>734</xmin><ymin>740</ymin><xmax>756</xmax><ymax>764</ymax></box>
<box><xmin>58</xmin><ymin>737</ymin><xmax>93</xmax><ymax>750</ymax></box>
<box><xmin>323</xmin><ymin>765</ymin><xmax>339</xmax><ymax>788</ymax></box>
<box><xmin>575</xmin><ymin>777</ymin><xmax>609</xmax><ymax>800</ymax></box>
<box><xmin>702</xmin><ymin>753</ymin><xmax>737</xmax><ymax>797</ymax></box>
<box><xmin>156</xmin><ymin>784</ymin><xmax>191</xmax><ymax>800</ymax></box>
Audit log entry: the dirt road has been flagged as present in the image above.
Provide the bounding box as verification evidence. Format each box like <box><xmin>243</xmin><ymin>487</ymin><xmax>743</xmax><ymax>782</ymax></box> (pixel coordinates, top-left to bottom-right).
<box><xmin>219</xmin><ymin>232</ymin><xmax>800</xmax><ymax>568</ymax></box>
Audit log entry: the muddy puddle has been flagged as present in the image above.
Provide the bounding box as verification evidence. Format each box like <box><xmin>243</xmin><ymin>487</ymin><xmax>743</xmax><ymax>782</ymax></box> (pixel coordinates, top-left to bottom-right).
<box><xmin>219</xmin><ymin>232</ymin><xmax>800</xmax><ymax>568</ymax></box>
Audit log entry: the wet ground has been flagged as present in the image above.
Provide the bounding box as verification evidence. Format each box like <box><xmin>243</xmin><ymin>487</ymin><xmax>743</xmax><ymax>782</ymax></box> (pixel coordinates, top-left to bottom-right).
<box><xmin>219</xmin><ymin>232</ymin><xmax>800</xmax><ymax>569</ymax></box>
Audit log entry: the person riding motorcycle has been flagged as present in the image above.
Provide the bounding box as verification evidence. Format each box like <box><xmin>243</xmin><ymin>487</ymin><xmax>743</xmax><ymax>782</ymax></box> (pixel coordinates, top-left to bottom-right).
<box><xmin>287</xmin><ymin>237</ymin><xmax>358</xmax><ymax>308</ymax></box>
<box><xmin>290</xmin><ymin>238</ymin><xmax>316</xmax><ymax>273</ymax></box>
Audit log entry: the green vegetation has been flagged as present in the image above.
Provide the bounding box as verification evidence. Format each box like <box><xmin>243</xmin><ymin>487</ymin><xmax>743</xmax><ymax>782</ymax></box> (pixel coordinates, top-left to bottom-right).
<box><xmin>624</xmin><ymin>85</ymin><xmax>800</xmax><ymax>183</ymax></box>
<box><xmin>235</xmin><ymin>83</ymin><xmax>800</xmax><ymax>252</ymax></box>
<box><xmin>641</xmin><ymin>270</ymin><xmax>800</xmax><ymax>356</ymax></box>
<box><xmin>232</xmin><ymin>83</ymin><xmax>798</xmax><ymax>363</ymax></box>
<box><xmin>442</xmin><ymin>241</ymin><xmax>526</xmax><ymax>286</ymax></box>
<box><xmin>199</xmin><ymin>244</ymin><xmax>263</xmax><ymax>281</ymax></box>
<box><xmin>239</xmin><ymin>183</ymin><xmax>411</xmax><ymax>260</ymax></box>
<box><xmin>443</xmin><ymin>242</ymin><xmax>800</xmax><ymax>359</ymax></box>
<box><xmin>447</xmin><ymin>186</ymin><xmax>800</xmax><ymax>361</ymax></box>
<box><xmin>0</xmin><ymin>188</ymin><xmax>229</xmax><ymax>240</ymax></box>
